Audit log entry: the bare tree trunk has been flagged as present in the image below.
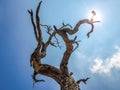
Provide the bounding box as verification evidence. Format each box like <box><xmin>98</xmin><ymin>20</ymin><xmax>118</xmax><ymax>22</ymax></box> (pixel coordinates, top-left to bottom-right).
<box><xmin>27</xmin><ymin>1</ymin><xmax>99</xmax><ymax>90</ymax></box>
<box><xmin>60</xmin><ymin>75</ymin><xmax>80</xmax><ymax>90</ymax></box>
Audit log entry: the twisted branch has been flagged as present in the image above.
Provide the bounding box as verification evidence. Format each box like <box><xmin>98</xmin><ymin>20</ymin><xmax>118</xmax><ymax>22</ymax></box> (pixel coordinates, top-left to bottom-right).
<box><xmin>77</xmin><ymin>77</ymin><xmax>90</xmax><ymax>84</ymax></box>
<box><xmin>56</xmin><ymin>19</ymin><xmax>100</xmax><ymax>74</ymax></box>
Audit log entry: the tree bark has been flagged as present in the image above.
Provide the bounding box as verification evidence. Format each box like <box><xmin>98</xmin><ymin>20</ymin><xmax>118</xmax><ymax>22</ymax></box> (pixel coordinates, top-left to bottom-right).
<box><xmin>28</xmin><ymin>1</ymin><xmax>99</xmax><ymax>90</ymax></box>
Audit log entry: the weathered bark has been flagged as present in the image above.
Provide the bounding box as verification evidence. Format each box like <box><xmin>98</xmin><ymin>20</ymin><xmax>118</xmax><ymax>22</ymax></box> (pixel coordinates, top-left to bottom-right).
<box><xmin>28</xmin><ymin>1</ymin><xmax>99</xmax><ymax>90</ymax></box>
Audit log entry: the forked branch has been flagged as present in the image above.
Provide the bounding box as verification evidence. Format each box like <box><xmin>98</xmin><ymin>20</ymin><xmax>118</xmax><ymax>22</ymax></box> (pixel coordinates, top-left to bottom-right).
<box><xmin>57</xmin><ymin>19</ymin><xmax>100</xmax><ymax>74</ymax></box>
<box><xmin>28</xmin><ymin>9</ymin><xmax>38</xmax><ymax>41</ymax></box>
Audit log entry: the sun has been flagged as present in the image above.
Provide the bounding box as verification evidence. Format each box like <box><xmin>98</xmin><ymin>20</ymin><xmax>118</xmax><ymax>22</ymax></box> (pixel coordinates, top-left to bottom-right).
<box><xmin>88</xmin><ymin>10</ymin><xmax>102</xmax><ymax>22</ymax></box>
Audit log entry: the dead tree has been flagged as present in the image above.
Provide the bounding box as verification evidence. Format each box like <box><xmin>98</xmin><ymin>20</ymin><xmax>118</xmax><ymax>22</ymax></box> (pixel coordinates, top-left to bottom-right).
<box><xmin>28</xmin><ymin>1</ymin><xmax>100</xmax><ymax>90</ymax></box>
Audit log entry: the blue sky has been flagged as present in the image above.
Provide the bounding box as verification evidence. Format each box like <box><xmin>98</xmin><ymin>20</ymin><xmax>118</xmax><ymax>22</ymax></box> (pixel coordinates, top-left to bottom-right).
<box><xmin>0</xmin><ymin>0</ymin><xmax>120</xmax><ymax>90</ymax></box>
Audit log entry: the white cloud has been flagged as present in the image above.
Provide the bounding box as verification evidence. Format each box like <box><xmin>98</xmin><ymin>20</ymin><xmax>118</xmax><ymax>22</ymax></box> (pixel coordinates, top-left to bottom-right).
<box><xmin>90</xmin><ymin>46</ymin><xmax>120</xmax><ymax>75</ymax></box>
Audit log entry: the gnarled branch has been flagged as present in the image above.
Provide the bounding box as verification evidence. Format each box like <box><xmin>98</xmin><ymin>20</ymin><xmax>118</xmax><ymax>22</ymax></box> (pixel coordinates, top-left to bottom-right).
<box><xmin>77</xmin><ymin>77</ymin><xmax>90</xmax><ymax>84</ymax></box>
<box><xmin>57</xmin><ymin>19</ymin><xmax>100</xmax><ymax>74</ymax></box>
<box><xmin>62</xmin><ymin>19</ymin><xmax>100</xmax><ymax>37</ymax></box>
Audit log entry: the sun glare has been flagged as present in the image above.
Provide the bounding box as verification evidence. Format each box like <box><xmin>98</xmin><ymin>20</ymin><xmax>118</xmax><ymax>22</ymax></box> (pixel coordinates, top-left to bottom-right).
<box><xmin>88</xmin><ymin>10</ymin><xmax>102</xmax><ymax>22</ymax></box>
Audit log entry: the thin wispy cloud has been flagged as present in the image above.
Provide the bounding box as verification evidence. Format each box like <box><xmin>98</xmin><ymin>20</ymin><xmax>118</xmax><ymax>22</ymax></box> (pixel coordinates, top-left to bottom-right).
<box><xmin>90</xmin><ymin>46</ymin><xmax>120</xmax><ymax>75</ymax></box>
<box><xmin>75</xmin><ymin>50</ymin><xmax>86</xmax><ymax>60</ymax></box>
